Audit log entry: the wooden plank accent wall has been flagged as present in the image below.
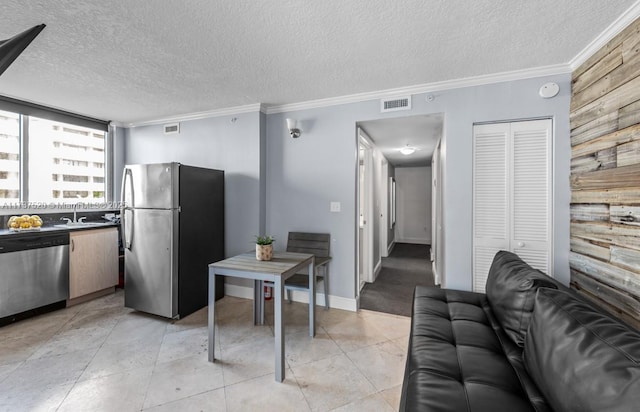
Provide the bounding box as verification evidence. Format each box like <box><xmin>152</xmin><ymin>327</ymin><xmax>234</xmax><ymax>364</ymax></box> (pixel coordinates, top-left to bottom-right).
<box><xmin>570</xmin><ymin>17</ymin><xmax>640</xmax><ymax>330</ymax></box>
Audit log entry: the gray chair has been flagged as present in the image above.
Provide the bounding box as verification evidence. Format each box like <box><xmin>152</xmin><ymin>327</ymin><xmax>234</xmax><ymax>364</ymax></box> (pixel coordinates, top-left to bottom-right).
<box><xmin>284</xmin><ymin>232</ymin><xmax>331</xmax><ymax>309</ymax></box>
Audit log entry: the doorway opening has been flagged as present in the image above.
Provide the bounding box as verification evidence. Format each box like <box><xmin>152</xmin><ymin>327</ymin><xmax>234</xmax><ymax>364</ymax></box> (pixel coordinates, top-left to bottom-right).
<box><xmin>355</xmin><ymin>113</ymin><xmax>444</xmax><ymax>316</ymax></box>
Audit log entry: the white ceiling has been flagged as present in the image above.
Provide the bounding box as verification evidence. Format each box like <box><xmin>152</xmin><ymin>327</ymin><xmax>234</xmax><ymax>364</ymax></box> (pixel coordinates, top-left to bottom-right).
<box><xmin>359</xmin><ymin>114</ymin><xmax>443</xmax><ymax>167</ymax></box>
<box><xmin>0</xmin><ymin>1</ymin><xmax>636</xmax><ymax>125</ymax></box>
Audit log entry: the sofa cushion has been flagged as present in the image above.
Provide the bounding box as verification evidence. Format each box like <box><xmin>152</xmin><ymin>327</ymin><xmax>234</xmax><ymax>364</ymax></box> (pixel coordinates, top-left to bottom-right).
<box><xmin>523</xmin><ymin>288</ymin><xmax>640</xmax><ymax>412</ymax></box>
<box><xmin>400</xmin><ymin>287</ymin><xmax>543</xmax><ymax>411</ymax></box>
<box><xmin>486</xmin><ymin>251</ymin><xmax>558</xmax><ymax>346</ymax></box>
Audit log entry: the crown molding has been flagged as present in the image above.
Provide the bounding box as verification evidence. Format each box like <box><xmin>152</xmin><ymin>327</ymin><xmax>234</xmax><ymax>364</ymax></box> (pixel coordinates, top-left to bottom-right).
<box><xmin>570</xmin><ymin>0</ymin><xmax>640</xmax><ymax>70</ymax></box>
<box><xmin>264</xmin><ymin>64</ymin><xmax>570</xmax><ymax>114</ymax></box>
<box><xmin>125</xmin><ymin>103</ymin><xmax>265</xmax><ymax>128</ymax></box>
<box><xmin>120</xmin><ymin>63</ymin><xmax>569</xmax><ymax>123</ymax></box>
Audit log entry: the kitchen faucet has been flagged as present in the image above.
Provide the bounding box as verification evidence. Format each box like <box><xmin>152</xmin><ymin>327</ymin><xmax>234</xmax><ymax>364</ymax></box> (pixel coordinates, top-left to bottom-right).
<box><xmin>60</xmin><ymin>203</ymin><xmax>87</xmax><ymax>224</ymax></box>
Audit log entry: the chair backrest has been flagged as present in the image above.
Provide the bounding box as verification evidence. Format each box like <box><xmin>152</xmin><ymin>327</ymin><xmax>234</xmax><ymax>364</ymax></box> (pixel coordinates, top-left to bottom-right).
<box><xmin>286</xmin><ymin>232</ymin><xmax>330</xmax><ymax>258</ymax></box>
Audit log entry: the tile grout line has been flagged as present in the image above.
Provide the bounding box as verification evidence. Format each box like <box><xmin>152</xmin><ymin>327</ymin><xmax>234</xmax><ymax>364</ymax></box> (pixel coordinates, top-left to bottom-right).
<box><xmin>55</xmin><ymin>306</ymin><xmax>125</xmax><ymax>411</ymax></box>
<box><xmin>138</xmin><ymin>320</ymin><xmax>168</xmax><ymax>412</ymax></box>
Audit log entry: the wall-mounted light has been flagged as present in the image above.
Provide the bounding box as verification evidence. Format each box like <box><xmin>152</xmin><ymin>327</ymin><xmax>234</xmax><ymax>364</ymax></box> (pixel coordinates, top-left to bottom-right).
<box><xmin>399</xmin><ymin>145</ymin><xmax>416</xmax><ymax>155</ymax></box>
<box><xmin>286</xmin><ymin>118</ymin><xmax>301</xmax><ymax>138</ymax></box>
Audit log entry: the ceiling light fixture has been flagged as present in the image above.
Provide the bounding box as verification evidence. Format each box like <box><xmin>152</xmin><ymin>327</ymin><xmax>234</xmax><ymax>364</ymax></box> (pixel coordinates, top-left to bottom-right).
<box><xmin>286</xmin><ymin>118</ymin><xmax>301</xmax><ymax>138</ymax></box>
<box><xmin>400</xmin><ymin>145</ymin><xmax>416</xmax><ymax>155</ymax></box>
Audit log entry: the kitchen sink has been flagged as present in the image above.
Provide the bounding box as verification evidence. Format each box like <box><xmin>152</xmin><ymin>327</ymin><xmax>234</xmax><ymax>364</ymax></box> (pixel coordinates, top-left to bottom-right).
<box><xmin>54</xmin><ymin>222</ymin><xmax>113</xmax><ymax>228</ymax></box>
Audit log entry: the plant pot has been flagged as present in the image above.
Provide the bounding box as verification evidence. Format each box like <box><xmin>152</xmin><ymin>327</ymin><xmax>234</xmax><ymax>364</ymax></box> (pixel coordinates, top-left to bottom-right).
<box><xmin>256</xmin><ymin>244</ymin><xmax>273</xmax><ymax>261</ymax></box>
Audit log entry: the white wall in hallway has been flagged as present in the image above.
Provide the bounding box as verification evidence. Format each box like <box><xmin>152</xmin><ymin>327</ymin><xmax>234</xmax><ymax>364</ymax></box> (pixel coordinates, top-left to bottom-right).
<box><xmin>395</xmin><ymin>166</ymin><xmax>431</xmax><ymax>244</ymax></box>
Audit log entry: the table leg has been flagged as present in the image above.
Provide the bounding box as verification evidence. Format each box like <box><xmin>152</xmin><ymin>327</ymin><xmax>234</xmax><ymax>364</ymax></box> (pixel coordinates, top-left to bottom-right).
<box><xmin>253</xmin><ymin>279</ymin><xmax>263</xmax><ymax>325</ymax></box>
<box><xmin>308</xmin><ymin>259</ymin><xmax>315</xmax><ymax>337</ymax></box>
<box><xmin>274</xmin><ymin>276</ymin><xmax>284</xmax><ymax>382</ymax></box>
<box><xmin>260</xmin><ymin>280</ymin><xmax>265</xmax><ymax>325</ymax></box>
<box><xmin>208</xmin><ymin>270</ymin><xmax>216</xmax><ymax>362</ymax></box>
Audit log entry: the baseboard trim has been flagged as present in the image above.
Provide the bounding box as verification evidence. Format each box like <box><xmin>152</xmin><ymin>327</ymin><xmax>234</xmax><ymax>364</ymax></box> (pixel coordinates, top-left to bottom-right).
<box><xmin>432</xmin><ymin>261</ymin><xmax>442</xmax><ymax>286</ymax></box>
<box><xmin>224</xmin><ymin>283</ymin><xmax>254</xmax><ymax>300</ymax></box>
<box><xmin>67</xmin><ymin>287</ymin><xmax>115</xmax><ymax>307</ymax></box>
<box><xmin>224</xmin><ymin>283</ymin><xmax>357</xmax><ymax>312</ymax></box>
<box><xmin>396</xmin><ymin>238</ymin><xmax>430</xmax><ymax>245</ymax></box>
<box><xmin>373</xmin><ymin>259</ymin><xmax>382</xmax><ymax>281</ymax></box>
<box><xmin>387</xmin><ymin>241</ymin><xmax>395</xmax><ymax>256</ymax></box>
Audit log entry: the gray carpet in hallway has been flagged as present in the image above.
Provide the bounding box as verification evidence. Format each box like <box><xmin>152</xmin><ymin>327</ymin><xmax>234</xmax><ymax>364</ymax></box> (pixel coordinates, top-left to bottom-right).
<box><xmin>360</xmin><ymin>243</ymin><xmax>435</xmax><ymax>317</ymax></box>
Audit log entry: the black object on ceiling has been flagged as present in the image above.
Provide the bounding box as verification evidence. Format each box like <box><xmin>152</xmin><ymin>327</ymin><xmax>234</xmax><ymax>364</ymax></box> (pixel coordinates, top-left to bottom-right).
<box><xmin>0</xmin><ymin>24</ymin><xmax>46</xmax><ymax>77</ymax></box>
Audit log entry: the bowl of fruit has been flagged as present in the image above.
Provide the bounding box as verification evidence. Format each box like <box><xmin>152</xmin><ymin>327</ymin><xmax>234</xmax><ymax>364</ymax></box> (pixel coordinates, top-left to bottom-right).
<box><xmin>8</xmin><ymin>215</ymin><xmax>43</xmax><ymax>231</ymax></box>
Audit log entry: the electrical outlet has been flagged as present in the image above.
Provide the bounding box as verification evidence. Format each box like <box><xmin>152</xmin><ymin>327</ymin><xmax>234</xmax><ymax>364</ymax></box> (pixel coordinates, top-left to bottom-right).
<box><xmin>330</xmin><ymin>202</ymin><xmax>341</xmax><ymax>212</ymax></box>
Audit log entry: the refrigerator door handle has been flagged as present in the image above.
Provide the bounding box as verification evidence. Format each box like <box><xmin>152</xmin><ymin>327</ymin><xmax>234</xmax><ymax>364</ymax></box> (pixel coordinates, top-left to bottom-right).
<box><xmin>121</xmin><ymin>168</ymin><xmax>134</xmax><ymax>250</ymax></box>
<box><xmin>124</xmin><ymin>209</ymin><xmax>133</xmax><ymax>250</ymax></box>
<box><xmin>121</xmin><ymin>167</ymin><xmax>134</xmax><ymax>208</ymax></box>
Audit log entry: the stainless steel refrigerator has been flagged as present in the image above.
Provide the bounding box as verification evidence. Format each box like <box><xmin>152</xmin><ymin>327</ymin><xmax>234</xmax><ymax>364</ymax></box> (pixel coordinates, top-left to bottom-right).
<box><xmin>121</xmin><ymin>162</ymin><xmax>224</xmax><ymax>319</ymax></box>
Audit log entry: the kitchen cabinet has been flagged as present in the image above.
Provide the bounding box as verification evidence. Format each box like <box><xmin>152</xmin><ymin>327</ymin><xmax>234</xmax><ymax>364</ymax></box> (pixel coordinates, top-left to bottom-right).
<box><xmin>68</xmin><ymin>227</ymin><xmax>119</xmax><ymax>302</ymax></box>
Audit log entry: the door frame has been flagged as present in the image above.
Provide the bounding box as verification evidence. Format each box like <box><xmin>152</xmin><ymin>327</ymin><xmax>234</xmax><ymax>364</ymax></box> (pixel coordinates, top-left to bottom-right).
<box><xmin>431</xmin><ymin>138</ymin><xmax>443</xmax><ymax>285</ymax></box>
<box><xmin>380</xmin><ymin>158</ymin><xmax>389</xmax><ymax>258</ymax></box>
<box><xmin>357</xmin><ymin>129</ymin><xmax>374</xmax><ymax>294</ymax></box>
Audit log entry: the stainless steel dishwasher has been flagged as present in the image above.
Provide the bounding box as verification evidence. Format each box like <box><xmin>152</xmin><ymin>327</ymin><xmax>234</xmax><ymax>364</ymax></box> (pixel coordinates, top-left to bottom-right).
<box><xmin>0</xmin><ymin>231</ymin><xmax>69</xmax><ymax>319</ymax></box>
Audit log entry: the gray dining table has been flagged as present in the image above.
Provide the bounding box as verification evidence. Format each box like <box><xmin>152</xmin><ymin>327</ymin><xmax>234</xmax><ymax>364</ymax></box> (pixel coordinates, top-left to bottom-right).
<box><xmin>207</xmin><ymin>251</ymin><xmax>315</xmax><ymax>382</ymax></box>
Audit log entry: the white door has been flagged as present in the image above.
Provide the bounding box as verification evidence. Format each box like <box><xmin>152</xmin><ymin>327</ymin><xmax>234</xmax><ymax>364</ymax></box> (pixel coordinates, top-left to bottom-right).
<box><xmin>473</xmin><ymin>124</ymin><xmax>509</xmax><ymax>292</ymax></box>
<box><xmin>510</xmin><ymin>120</ymin><xmax>552</xmax><ymax>271</ymax></box>
<box><xmin>472</xmin><ymin>119</ymin><xmax>552</xmax><ymax>292</ymax></box>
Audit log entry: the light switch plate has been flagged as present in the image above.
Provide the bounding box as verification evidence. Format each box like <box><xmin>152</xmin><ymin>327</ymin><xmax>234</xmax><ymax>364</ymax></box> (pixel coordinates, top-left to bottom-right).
<box><xmin>330</xmin><ymin>202</ymin><xmax>341</xmax><ymax>212</ymax></box>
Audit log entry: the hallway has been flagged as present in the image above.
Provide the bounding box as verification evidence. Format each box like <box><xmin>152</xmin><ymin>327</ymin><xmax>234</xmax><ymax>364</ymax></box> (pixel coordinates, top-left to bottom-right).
<box><xmin>360</xmin><ymin>243</ymin><xmax>435</xmax><ymax>317</ymax></box>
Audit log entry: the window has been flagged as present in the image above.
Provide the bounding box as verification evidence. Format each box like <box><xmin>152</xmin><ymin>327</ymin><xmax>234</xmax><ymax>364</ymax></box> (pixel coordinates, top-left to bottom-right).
<box><xmin>0</xmin><ymin>110</ymin><xmax>20</xmax><ymax>203</ymax></box>
<box><xmin>28</xmin><ymin>117</ymin><xmax>107</xmax><ymax>203</ymax></box>
<box><xmin>0</xmin><ymin>97</ymin><xmax>110</xmax><ymax>207</ymax></box>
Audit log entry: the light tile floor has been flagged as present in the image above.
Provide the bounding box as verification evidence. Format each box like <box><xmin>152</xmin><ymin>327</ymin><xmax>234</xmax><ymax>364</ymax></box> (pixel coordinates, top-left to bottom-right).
<box><xmin>0</xmin><ymin>290</ymin><xmax>410</xmax><ymax>411</ymax></box>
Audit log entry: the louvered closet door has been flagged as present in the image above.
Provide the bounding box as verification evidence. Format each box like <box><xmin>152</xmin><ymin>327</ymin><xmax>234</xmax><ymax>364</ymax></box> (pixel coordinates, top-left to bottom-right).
<box><xmin>472</xmin><ymin>119</ymin><xmax>552</xmax><ymax>293</ymax></box>
<box><xmin>510</xmin><ymin>119</ymin><xmax>551</xmax><ymax>274</ymax></box>
<box><xmin>473</xmin><ymin>123</ymin><xmax>509</xmax><ymax>293</ymax></box>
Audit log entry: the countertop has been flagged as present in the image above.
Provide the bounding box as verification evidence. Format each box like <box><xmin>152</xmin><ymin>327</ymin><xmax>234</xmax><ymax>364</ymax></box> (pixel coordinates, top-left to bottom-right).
<box><xmin>0</xmin><ymin>222</ymin><xmax>119</xmax><ymax>237</ymax></box>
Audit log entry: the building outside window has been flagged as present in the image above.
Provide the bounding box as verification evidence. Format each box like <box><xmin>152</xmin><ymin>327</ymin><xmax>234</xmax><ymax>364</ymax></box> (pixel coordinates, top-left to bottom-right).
<box><xmin>28</xmin><ymin>117</ymin><xmax>106</xmax><ymax>203</ymax></box>
<box><xmin>0</xmin><ymin>105</ymin><xmax>109</xmax><ymax>207</ymax></box>
<box><xmin>0</xmin><ymin>110</ymin><xmax>20</xmax><ymax>203</ymax></box>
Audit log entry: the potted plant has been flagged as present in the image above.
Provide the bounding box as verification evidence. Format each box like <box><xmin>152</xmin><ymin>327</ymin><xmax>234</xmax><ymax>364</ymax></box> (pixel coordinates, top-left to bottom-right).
<box><xmin>255</xmin><ymin>235</ymin><xmax>274</xmax><ymax>261</ymax></box>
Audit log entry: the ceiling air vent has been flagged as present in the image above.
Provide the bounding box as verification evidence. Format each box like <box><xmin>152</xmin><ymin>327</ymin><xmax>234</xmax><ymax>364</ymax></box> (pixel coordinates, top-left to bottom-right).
<box><xmin>381</xmin><ymin>96</ymin><xmax>411</xmax><ymax>113</ymax></box>
<box><xmin>164</xmin><ymin>123</ymin><xmax>180</xmax><ymax>135</ymax></box>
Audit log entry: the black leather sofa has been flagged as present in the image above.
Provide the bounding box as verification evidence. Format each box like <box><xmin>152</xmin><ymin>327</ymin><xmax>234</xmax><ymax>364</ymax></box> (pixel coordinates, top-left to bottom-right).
<box><xmin>400</xmin><ymin>251</ymin><xmax>640</xmax><ymax>412</ymax></box>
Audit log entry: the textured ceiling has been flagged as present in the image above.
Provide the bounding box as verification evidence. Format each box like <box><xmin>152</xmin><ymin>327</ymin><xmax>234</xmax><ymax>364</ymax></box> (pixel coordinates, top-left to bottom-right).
<box><xmin>0</xmin><ymin>0</ymin><xmax>635</xmax><ymax>124</ymax></box>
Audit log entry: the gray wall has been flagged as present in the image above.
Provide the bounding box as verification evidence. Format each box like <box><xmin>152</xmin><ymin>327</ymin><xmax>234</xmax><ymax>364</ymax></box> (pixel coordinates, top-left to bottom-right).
<box><xmin>259</xmin><ymin>112</ymin><xmax>267</xmax><ymax>235</ymax></box>
<box><xmin>266</xmin><ymin>73</ymin><xmax>571</xmax><ymax>300</ymax></box>
<box><xmin>112</xmin><ymin>125</ymin><xmax>126</xmax><ymax>202</ymax></box>
<box><xmin>119</xmin><ymin>73</ymin><xmax>571</xmax><ymax>302</ymax></box>
<box><xmin>124</xmin><ymin>111</ymin><xmax>265</xmax><ymax>288</ymax></box>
